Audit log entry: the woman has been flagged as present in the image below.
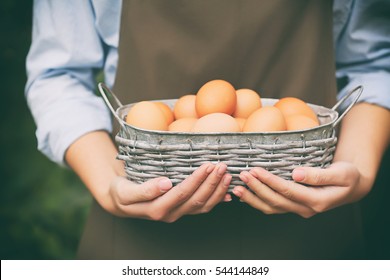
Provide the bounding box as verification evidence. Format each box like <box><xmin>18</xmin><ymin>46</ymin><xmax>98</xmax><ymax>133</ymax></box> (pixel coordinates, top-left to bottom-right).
<box><xmin>25</xmin><ymin>0</ymin><xmax>390</xmax><ymax>259</ymax></box>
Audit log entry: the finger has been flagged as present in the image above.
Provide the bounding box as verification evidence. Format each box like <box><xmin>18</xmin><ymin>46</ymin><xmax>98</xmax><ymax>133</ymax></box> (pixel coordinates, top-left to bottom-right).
<box><xmin>110</xmin><ymin>176</ymin><xmax>173</xmax><ymax>205</ymax></box>
<box><xmin>232</xmin><ymin>185</ymin><xmax>285</xmax><ymax>215</ymax></box>
<box><xmin>191</xmin><ymin>163</ymin><xmax>228</xmax><ymax>203</ymax></box>
<box><xmin>155</xmin><ymin>162</ymin><xmax>215</xmax><ymax>210</ymax></box>
<box><xmin>243</xmin><ymin>171</ymin><xmax>315</xmax><ymax>218</ymax></box>
<box><xmin>223</xmin><ymin>192</ymin><xmax>232</xmax><ymax>202</ymax></box>
<box><xmin>248</xmin><ymin>167</ymin><xmax>315</xmax><ymax>205</ymax></box>
<box><xmin>292</xmin><ymin>162</ymin><xmax>357</xmax><ymax>187</ymax></box>
<box><xmin>201</xmin><ymin>173</ymin><xmax>232</xmax><ymax>208</ymax></box>
<box><xmin>121</xmin><ymin>163</ymin><xmax>216</xmax><ymax>221</ymax></box>
<box><xmin>171</xmin><ymin>163</ymin><xmax>229</xmax><ymax>216</ymax></box>
<box><xmin>250</xmin><ymin>167</ymin><xmax>357</xmax><ymax>215</ymax></box>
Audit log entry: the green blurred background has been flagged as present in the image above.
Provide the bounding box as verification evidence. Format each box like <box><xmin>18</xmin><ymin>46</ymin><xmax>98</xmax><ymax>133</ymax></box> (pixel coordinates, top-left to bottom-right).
<box><xmin>0</xmin><ymin>1</ymin><xmax>91</xmax><ymax>259</ymax></box>
<box><xmin>1</xmin><ymin>1</ymin><xmax>389</xmax><ymax>260</ymax></box>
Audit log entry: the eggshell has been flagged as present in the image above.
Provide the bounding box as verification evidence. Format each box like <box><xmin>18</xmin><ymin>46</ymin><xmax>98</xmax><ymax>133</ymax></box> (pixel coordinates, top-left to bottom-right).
<box><xmin>192</xmin><ymin>113</ymin><xmax>240</xmax><ymax>133</ymax></box>
<box><xmin>173</xmin><ymin>95</ymin><xmax>198</xmax><ymax>119</ymax></box>
<box><xmin>125</xmin><ymin>101</ymin><xmax>168</xmax><ymax>131</ymax></box>
<box><xmin>243</xmin><ymin>106</ymin><xmax>286</xmax><ymax>132</ymax></box>
<box><xmin>285</xmin><ymin>114</ymin><xmax>319</xmax><ymax>131</ymax></box>
<box><xmin>168</xmin><ymin>118</ymin><xmax>198</xmax><ymax>132</ymax></box>
<box><xmin>274</xmin><ymin>97</ymin><xmax>318</xmax><ymax>122</ymax></box>
<box><xmin>235</xmin><ymin>118</ymin><xmax>246</xmax><ymax>131</ymax></box>
<box><xmin>233</xmin><ymin>89</ymin><xmax>262</xmax><ymax>118</ymax></box>
<box><xmin>195</xmin><ymin>80</ymin><xmax>237</xmax><ymax>117</ymax></box>
<box><xmin>155</xmin><ymin>101</ymin><xmax>175</xmax><ymax>124</ymax></box>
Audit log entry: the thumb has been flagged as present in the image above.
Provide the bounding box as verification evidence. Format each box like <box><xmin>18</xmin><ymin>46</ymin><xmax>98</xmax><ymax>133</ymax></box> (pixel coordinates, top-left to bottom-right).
<box><xmin>292</xmin><ymin>164</ymin><xmax>345</xmax><ymax>186</ymax></box>
<box><xmin>111</xmin><ymin>176</ymin><xmax>173</xmax><ymax>205</ymax></box>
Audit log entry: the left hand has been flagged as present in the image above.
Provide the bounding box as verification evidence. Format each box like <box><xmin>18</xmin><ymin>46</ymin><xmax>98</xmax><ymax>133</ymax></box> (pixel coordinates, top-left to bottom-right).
<box><xmin>232</xmin><ymin>161</ymin><xmax>370</xmax><ymax>218</ymax></box>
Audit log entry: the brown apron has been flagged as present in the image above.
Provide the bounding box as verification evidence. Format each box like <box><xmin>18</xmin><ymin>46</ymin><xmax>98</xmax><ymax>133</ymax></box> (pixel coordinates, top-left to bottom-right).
<box><xmin>77</xmin><ymin>0</ymin><xmax>365</xmax><ymax>259</ymax></box>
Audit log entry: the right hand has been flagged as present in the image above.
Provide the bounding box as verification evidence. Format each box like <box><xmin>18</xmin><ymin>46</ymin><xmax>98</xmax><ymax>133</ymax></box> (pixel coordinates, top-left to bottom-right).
<box><xmin>109</xmin><ymin>163</ymin><xmax>232</xmax><ymax>222</ymax></box>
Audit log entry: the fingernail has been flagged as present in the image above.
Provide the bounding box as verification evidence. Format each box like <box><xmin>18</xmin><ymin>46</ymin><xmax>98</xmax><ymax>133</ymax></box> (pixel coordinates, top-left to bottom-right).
<box><xmin>223</xmin><ymin>174</ymin><xmax>232</xmax><ymax>186</ymax></box>
<box><xmin>232</xmin><ymin>188</ymin><xmax>242</xmax><ymax>198</ymax></box>
<box><xmin>240</xmin><ymin>172</ymin><xmax>249</xmax><ymax>184</ymax></box>
<box><xmin>158</xmin><ymin>178</ymin><xmax>172</xmax><ymax>191</ymax></box>
<box><xmin>223</xmin><ymin>193</ymin><xmax>232</xmax><ymax>202</ymax></box>
<box><xmin>206</xmin><ymin>164</ymin><xmax>215</xmax><ymax>174</ymax></box>
<box><xmin>293</xmin><ymin>169</ymin><xmax>305</xmax><ymax>182</ymax></box>
<box><xmin>217</xmin><ymin>164</ymin><xmax>227</xmax><ymax>176</ymax></box>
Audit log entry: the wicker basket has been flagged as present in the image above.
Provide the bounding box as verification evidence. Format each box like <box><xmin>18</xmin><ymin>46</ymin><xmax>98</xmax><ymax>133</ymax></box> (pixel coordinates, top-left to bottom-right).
<box><xmin>99</xmin><ymin>83</ymin><xmax>362</xmax><ymax>191</ymax></box>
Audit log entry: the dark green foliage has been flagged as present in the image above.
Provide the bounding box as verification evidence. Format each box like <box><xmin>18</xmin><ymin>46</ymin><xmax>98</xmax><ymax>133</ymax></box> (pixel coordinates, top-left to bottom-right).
<box><xmin>0</xmin><ymin>0</ymin><xmax>91</xmax><ymax>259</ymax></box>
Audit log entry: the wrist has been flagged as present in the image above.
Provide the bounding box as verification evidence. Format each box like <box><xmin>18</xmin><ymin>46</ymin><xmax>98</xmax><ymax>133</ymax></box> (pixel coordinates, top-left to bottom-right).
<box><xmin>333</xmin><ymin>103</ymin><xmax>390</xmax><ymax>200</ymax></box>
<box><xmin>65</xmin><ymin>130</ymin><xmax>126</xmax><ymax>215</ymax></box>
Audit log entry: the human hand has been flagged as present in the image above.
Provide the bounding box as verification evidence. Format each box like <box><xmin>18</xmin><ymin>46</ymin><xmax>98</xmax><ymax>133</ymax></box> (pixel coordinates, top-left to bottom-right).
<box><xmin>232</xmin><ymin>162</ymin><xmax>370</xmax><ymax>218</ymax></box>
<box><xmin>109</xmin><ymin>162</ymin><xmax>232</xmax><ymax>222</ymax></box>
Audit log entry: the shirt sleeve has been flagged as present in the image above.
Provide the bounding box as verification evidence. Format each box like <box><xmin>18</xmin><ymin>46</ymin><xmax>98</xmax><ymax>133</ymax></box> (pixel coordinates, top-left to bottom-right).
<box><xmin>25</xmin><ymin>0</ymin><xmax>121</xmax><ymax>165</ymax></box>
<box><xmin>334</xmin><ymin>0</ymin><xmax>390</xmax><ymax>110</ymax></box>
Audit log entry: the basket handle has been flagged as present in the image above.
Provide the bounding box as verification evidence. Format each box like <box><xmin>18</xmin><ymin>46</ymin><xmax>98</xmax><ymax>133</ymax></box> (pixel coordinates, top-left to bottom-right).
<box><xmin>331</xmin><ymin>85</ymin><xmax>363</xmax><ymax>129</ymax></box>
<box><xmin>98</xmin><ymin>82</ymin><xmax>126</xmax><ymax>129</ymax></box>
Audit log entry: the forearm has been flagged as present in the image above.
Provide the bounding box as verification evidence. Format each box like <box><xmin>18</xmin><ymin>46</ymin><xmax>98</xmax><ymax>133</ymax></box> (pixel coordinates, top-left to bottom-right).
<box><xmin>334</xmin><ymin>102</ymin><xmax>390</xmax><ymax>195</ymax></box>
<box><xmin>65</xmin><ymin>130</ymin><xmax>125</xmax><ymax>214</ymax></box>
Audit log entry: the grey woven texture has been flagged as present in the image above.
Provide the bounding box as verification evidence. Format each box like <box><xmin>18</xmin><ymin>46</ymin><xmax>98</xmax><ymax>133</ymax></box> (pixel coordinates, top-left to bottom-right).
<box><xmin>114</xmin><ymin>99</ymin><xmax>338</xmax><ymax>192</ymax></box>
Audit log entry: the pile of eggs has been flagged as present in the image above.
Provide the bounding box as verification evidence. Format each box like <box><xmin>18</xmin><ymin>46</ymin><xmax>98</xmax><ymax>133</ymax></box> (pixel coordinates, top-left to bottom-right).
<box><xmin>125</xmin><ymin>79</ymin><xmax>320</xmax><ymax>133</ymax></box>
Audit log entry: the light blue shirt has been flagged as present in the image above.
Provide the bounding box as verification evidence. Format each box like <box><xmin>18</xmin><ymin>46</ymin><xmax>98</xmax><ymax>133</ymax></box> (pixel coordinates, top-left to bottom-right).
<box><xmin>25</xmin><ymin>0</ymin><xmax>390</xmax><ymax>165</ymax></box>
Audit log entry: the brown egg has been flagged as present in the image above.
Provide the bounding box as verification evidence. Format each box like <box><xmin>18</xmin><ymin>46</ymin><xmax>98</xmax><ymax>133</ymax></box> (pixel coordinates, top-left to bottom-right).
<box><xmin>168</xmin><ymin>118</ymin><xmax>198</xmax><ymax>132</ymax></box>
<box><xmin>274</xmin><ymin>97</ymin><xmax>318</xmax><ymax>122</ymax></box>
<box><xmin>235</xmin><ymin>118</ymin><xmax>246</xmax><ymax>131</ymax></box>
<box><xmin>125</xmin><ymin>101</ymin><xmax>168</xmax><ymax>131</ymax></box>
<box><xmin>155</xmin><ymin>101</ymin><xmax>175</xmax><ymax>125</ymax></box>
<box><xmin>192</xmin><ymin>113</ymin><xmax>240</xmax><ymax>133</ymax></box>
<box><xmin>173</xmin><ymin>95</ymin><xmax>198</xmax><ymax>119</ymax></box>
<box><xmin>233</xmin><ymin>88</ymin><xmax>262</xmax><ymax>118</ymax></box>
<box><xmin>243</xmin><ymin>106</ymin><xmax>286</xmax><ymax>132</ymax></box>
<box><xmin>195</xmin><ymin>80</ymin><xmax>237</xmax><ymax>117</ymax></box>
<box><xmin>286</xmin><ymin>114</ymin><xmax>319</xmax><ymax>131</ymax></box>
